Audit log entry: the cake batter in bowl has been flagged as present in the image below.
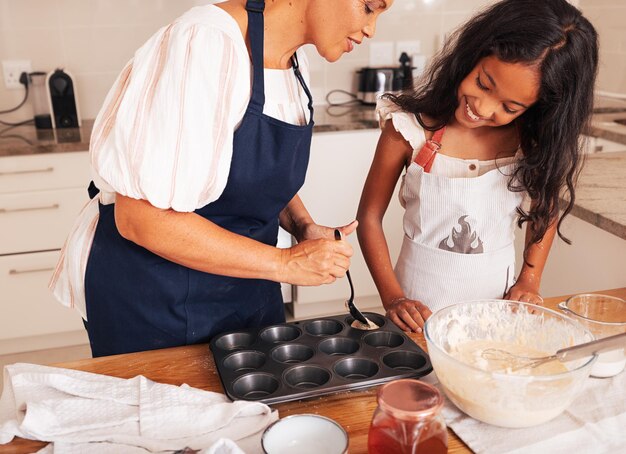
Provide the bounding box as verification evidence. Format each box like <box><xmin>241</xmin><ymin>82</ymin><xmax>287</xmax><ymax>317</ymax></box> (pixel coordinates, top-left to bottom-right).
<box><xmin>424</xmin><ymin>300</ymin><xmax>596</xmax><ymax>428</ymax></box>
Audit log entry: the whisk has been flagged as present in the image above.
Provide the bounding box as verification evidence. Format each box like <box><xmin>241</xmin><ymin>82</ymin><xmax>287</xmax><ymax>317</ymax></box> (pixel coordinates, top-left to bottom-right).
<box><xmin>481</xmin><ymin>331</ymin><xmax>626</xmax><ymax>371</ymax></box>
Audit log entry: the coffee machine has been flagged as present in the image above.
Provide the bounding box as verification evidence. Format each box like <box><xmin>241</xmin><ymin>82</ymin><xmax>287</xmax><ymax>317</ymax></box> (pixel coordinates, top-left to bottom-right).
<box><xmin>356</xmin><ymin>52</ymin><xmax>413</xmax><ymax>105</ymax></box>
<box><xmin>46</xmin><ymin>68</ymin><xmax>81</xmax><ymax>129</ymax></box>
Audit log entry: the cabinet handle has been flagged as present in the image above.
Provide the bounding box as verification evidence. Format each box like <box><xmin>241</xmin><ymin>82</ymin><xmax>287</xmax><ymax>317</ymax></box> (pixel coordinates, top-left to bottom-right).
<box><xmin>0</xmin><ymin>166</ymin><xmax>54</xmax><ymax>176</ymax></box>
<box><xmin>0</xmin><ymin>203</ymin><xmax>60</xmax><ymax>214</ymax></box>
<box><xmin>9</xmin><ymin>267</ymin><xmax>55</xmax><ymax>275</ymax></box>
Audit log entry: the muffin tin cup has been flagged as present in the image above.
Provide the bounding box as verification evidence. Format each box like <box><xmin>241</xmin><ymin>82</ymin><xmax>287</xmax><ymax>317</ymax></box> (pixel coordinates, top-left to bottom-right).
<box><xmin>210</xmin><ymin>312</ymin><xmax>432</xmax><ymax>405</ymax></box>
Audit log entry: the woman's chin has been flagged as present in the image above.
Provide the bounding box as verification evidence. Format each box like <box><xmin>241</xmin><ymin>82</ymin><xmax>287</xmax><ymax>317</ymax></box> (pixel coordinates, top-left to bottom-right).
<box><xmin>316</xmin><ymin>47</ymin><xmax>343</xmax><ymax>63</ymax></box>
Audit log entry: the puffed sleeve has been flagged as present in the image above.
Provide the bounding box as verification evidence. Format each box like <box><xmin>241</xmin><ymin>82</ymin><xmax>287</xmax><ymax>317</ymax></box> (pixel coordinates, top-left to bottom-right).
<box><xmin>376</xmin><ymin>97</ymin><xmax>426</xmax><ymax>153</ymax></box>
<box><xmin>90</xmin><ymin>20</ymin><xmax>250</xmax><ymax>212</ymax></box>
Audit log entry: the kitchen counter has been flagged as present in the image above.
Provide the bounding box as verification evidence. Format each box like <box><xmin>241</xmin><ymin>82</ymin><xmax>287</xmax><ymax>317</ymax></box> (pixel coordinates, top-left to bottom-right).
<box><xmin>2</xmin><ymin>106</ymin><xmax>625</xmax><ymax>240</ymax></box>
<box><xmin>2</xmin><ymin>104</ymin><xmax>625</xmax><ymax>156</ymax></box>
<box><xmin>3</xmin><ymin>287</ymin><xmax>625</xmax><ymax>454</ymax></box>
<box><xmin>0</xmin><ymin>105</ymin><xmax>379</xmax><ymax>158</ymax></box>
<box><xmin>589</xmin><ymin>110</ymin><xmax>626</xmax><ymax>145</ymax></box>
<box><xmin>573</xmin><ymin>151</ymin><xmax>626</xmax><ymax>240</ymax></box>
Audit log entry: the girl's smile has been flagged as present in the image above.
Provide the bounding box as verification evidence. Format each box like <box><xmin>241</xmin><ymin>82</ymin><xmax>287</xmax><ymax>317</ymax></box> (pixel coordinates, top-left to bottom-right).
<box><xmin>464</xmin><ymin>98</ymin><xmax>486</xmax><ymax>122</ymax></box>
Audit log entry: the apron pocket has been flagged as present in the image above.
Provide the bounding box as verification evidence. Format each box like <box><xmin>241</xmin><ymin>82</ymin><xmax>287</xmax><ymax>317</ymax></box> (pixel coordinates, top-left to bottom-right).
<box><xmin>395</xmin><ymin>235</ymin><xmax>516</xmax><ymax>312</ymax></box>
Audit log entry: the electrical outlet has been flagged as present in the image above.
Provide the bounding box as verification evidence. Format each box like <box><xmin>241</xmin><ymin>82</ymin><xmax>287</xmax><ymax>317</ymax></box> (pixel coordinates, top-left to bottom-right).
<box><xmin>369</xmin><ymin>41</ymin><xmax>394</xmax><ymax>67</ymax></box>
<box><xmin>2</xmin><ymin>60</ymin><xmax>32</xmax><ymax>90</ymax></box>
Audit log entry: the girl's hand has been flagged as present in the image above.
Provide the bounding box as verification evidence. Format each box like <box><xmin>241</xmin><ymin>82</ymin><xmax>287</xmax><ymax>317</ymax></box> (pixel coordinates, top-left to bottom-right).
<box><xmin>505</xmin><ymin>282</ymin><xmax>544</xmax><ymax>305</ymax></box>
<box><xmin>296</xmin><ymin>220</ymin><xmax>358</xmax><ymax>242</ymax></box>
<box><xmin>280</xmin><ymin>237</ymin><xmax>353</xmax><ymax>286</ymax></box>
<box><xmin>385</xmin><ymin>298</ymin><xmax>433</xmax><ymax>333</ymax></box>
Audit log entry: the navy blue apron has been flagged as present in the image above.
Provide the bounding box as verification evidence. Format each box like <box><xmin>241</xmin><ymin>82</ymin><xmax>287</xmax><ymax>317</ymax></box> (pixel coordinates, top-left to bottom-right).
<box><xmin>83</xmin><ymin>0</ymin><xmax>314</xmax><ymax>357</ymax></box>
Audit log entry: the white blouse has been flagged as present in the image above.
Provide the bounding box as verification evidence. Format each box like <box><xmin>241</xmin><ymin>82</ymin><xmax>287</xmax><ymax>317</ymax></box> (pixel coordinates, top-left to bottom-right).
<box><xmin>50</xmin><ymin>5</ymin><xmax>313</xmax><ymax>319</ymax></box>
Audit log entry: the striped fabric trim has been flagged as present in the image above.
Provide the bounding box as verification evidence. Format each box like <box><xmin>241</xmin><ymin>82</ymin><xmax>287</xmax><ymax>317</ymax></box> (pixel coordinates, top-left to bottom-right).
<box><xmin>48</xmin><ymin>198</ymin><xmax>95</xmax><ymax>290</ymax></box>
<box><xmin>169</xmin><ymin>25</ymin><xmax>198</xmax><ymax>206</ymax></box>
<box><xmin>199</xmin><ymin>36</ymin><xmax>238</xmax><ymax>202</ymax></box>
<box><xmin>90</xmin><ymin>61</ymin><xmax>133</xmax><ymax>159</ymax></box>
<box><xmin>129</xmin><ymin>23</ymin><xmax>175</xmax><ymax>193</ymax></box>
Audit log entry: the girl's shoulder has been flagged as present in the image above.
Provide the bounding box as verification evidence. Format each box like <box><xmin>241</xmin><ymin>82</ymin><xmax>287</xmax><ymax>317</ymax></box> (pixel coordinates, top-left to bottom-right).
<box><xmin>376</xmin><ymin>97</ymin><xmax>429</xmax><ymax>150</ymax></box>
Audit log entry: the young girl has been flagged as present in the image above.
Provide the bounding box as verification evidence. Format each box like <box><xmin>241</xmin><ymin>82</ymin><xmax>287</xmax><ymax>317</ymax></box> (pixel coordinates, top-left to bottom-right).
<box><xmin>356</xmin><ymin>0</ymin><xmax>598</xmax><ymax>333</ymax></box>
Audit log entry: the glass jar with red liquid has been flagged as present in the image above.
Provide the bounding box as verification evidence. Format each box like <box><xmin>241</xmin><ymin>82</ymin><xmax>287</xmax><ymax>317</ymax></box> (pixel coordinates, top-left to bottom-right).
<box><xmin>368</xmin><ymin>379</ymin><xmax>448</xmax><ymax>454</ymax></box>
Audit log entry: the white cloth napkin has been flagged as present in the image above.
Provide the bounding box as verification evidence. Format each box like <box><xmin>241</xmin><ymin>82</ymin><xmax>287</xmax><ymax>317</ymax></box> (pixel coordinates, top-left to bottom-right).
<box><xmin>35</xmin><ymin>438</ymin><xmax>244</xmax><ymax>454</ymax></box>
<box><xmin>0</xmin><ymin>363</ymin><xmax>278</xmax><ymax>453</ymax></box>
<box><xmin>422</xmin><ymin>370</ymin><xmax>626</xmax><ymax>453</ymax></box>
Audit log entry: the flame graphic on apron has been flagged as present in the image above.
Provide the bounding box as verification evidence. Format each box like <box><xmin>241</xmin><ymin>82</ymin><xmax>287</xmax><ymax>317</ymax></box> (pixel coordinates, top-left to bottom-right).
<box><xmin>438</xmin><ymin>215</ymin><xmax>484</xmax><ymax>254</ymax></box>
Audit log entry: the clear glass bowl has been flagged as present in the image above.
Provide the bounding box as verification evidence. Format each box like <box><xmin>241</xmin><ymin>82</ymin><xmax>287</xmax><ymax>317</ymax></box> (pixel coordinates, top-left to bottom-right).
<box><xmin>559</xmin><ymin>293</ymin><xmax>626</xmax><ymax>377</ymax></box>
<box><xmin>424</xmin><ymin>300</ymin><xmax>596</xmax><ymax>428</ymax></box>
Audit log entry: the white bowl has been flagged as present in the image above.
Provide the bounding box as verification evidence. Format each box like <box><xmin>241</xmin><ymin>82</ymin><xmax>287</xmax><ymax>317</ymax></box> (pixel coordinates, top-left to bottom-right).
<box><xmin>261</xmin><ymin>414</ymin><xmax>348</xmax><ymax>454</ymax></box>
<box><xmin>424</xmin><ymin>300</ymin><xmax>596</xmax><ymax>428</ymax></box>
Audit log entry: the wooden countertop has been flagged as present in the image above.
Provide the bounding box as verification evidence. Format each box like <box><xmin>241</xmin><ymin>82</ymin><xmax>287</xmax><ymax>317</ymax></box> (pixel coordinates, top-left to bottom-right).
<box><xmin>3</xmin><ymin>287</ymin><xmax>625</xmax><ymax>454</ymax></box>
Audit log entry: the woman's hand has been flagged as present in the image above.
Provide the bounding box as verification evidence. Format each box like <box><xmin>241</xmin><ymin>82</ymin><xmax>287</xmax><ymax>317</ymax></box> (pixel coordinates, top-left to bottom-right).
<box><xmin>280</xmin><ymin>236</ymin><xmax>354</xmax><ymax>286</ymax></box>
<box><xmin>505</xmin><ymin>281</ymin><xmax>543</xmax><ymax>305</ymax></box>
<box><xmin>385</xmin><ymin>297</ymin><xmax>433</xmax><ymax>333</ymax></box>
<box><xmin>296</xmin><ymin>220</ymin><xmax>358</xmax><ymax>242</ymax></box>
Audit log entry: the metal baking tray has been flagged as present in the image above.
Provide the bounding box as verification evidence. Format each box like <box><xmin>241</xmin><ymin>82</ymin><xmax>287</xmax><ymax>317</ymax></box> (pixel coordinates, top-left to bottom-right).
<box><xmin>209</xmin><ymin>312</ymin><xmax>432</xmax><ymax>405</ymax></box>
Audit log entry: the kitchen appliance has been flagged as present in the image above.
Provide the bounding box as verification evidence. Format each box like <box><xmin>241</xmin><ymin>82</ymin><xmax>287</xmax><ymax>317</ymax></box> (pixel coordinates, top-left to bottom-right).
<box><xmin>357</xmin><ymin>52</ymin><xmax>413</xmax><ymax>105</ymax></box>
<box><xmin>210</xmin><ymin>312</ymin><xmax>432</xmax><ymax>405</ymax></box>
<box><xmin>28</xmin><ymin>72</ymin><xmax>52</xmax><ymax>129</ymax></box>
<box><xmin>46</xmin><ymin>68</ymin><xmax>81</xmax><ymax>129</ymax></box>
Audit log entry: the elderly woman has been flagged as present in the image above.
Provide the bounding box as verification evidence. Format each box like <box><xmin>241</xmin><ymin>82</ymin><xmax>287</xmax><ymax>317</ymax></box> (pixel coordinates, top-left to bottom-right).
<box><xmin>50</xmin><ymin>0</ymin><xmax>393</xmax><ymax>356</ymax></box>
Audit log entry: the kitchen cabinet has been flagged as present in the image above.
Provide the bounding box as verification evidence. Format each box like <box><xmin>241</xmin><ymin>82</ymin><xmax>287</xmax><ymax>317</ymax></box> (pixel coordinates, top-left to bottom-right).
<box><xmin>293</xmin><ymin>129</ymin><xmax>404</xmax><ymax>319</ymax></box>
<box><xmin>515</xmin><ymin>214</ymin><xmax>626</xmax><ymax>298</ymax></box>
<box><xmin>0</xmin><ymin>152</ymin><xmax>90</xmax><ymax>355</ymax></box>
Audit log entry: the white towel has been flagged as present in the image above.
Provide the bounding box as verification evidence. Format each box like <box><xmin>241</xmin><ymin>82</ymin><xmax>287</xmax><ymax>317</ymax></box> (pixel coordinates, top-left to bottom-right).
<box><xmin>422</xmin><ymin>370</ymin><xmax>626</xmax><ymax>453</ymax></box>
<box><xmin>36</xmin><ymin>438</ymin><xmax>244</xmax><ymax>454</ymax></box>
<box><xmin>0</xmin><ymin>363</ymin><xmax>278</xmax><ymax>453</ymax></box>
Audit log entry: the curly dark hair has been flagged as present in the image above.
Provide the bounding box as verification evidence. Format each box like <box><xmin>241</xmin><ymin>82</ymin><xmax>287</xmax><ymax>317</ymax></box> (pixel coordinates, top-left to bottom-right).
<box><xmin>385</xmin><ymin>0</ymin><xmax>599</xmax><ymax>249</ymax></box>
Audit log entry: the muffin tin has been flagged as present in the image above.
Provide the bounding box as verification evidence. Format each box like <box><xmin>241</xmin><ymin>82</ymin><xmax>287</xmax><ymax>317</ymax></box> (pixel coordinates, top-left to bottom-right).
<box><xmin>209</xmin><ymin>312</ymin><xmax>433</xmax><ymax>405</ymax></box>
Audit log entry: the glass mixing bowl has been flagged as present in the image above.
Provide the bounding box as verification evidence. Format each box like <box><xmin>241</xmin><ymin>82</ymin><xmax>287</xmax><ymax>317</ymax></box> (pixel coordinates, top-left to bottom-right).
<box><xmin>559</xmin><ymin>293</ymin><xmax>626</xmax><ymax>378</ymax></box>
<box><xmin>424</xmin><ymin>300</ymin><xmax>596</xmax><ymax>428</ymax></box>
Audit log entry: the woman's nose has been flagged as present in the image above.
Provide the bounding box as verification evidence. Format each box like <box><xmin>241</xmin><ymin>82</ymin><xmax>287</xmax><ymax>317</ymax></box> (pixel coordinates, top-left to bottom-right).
<box><xmin>363</xmin><ymin>19</ymin><xmax>376</xmax><ymax>38</ymax></box>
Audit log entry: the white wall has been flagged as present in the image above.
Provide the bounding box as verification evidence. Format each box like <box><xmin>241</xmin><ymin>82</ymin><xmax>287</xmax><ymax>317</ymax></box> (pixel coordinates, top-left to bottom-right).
<box><xmin>578</xmin><ymin>0</ymin><xmax>626</xmax><ymax>96</ymax></box>
<box><xmin>0</xmin><ymin>0</ymin><xmax>507</xmax><ymax>123</ymax></box>
<box><xmin>0</xmin><ymin>1</ymin><xmax>623</xmax><ymax>122</ymax></box>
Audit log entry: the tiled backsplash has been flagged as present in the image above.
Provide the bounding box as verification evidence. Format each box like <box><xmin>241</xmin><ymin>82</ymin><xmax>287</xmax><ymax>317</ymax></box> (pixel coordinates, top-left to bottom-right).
<box><xmin>0</xmin><ymin>0</ymin><xmax>624</xmax><ymax>124</ymax></box>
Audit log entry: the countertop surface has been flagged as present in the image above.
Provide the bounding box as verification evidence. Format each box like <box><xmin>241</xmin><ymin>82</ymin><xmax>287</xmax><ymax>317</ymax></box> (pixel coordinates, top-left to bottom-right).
<box><xmin>572</xmin><ymin>151</ymin><xmax>626</xmax><ymax>240</ymax></box>
<box><xmin>3</xmin><ymin>287</ymin><xmax>625</xmax><ymax>454</ymax></box>
<box><xmin>589</xmin><ymin>110</ymin><xmax>626</xmax><ymax>145</ymax></box>
<box><xmin>1</xmin><ymin>105</ymin><xmax>625</xmax><ymax>239</ymax></box>
<box><xmin>0</xmin><ymin>105</ymin><xmax>380</xmax><ymax>158</ymax></box>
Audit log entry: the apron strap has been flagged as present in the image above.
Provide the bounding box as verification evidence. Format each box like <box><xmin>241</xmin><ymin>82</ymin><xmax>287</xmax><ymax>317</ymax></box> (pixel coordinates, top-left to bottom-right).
<box><xmin>291</xmin><ymin>52</ymin><xmax>314</xmax><ymax>115</ymax></box>
<box><xmin>414</xmin><ymin>127</ymin><xmax>445</xmax><ymax>173</ymax></box>
<box><xmin>246</xmin><ymin>0</ymin><xmax>265</xmax><ymax>113</ymax></box>
<box><xmin>88</xmin><ymin>180</ymin><xmax>100</xmax><ymax>199</ymax></box>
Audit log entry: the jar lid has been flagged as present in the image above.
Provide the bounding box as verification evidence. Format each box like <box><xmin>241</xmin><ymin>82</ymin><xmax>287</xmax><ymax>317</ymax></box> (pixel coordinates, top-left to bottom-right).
<box><xmin>377</xmin><ymin>379</ymin><xmax>443</xmax><ymax>421</ymax></box>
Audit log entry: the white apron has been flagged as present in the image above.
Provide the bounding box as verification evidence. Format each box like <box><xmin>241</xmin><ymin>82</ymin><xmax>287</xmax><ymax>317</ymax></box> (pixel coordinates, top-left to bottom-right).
<box><xmin>395</xmin><ymin>138</ymin><xmax>524</xmax><ymax>313</ymax></box>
